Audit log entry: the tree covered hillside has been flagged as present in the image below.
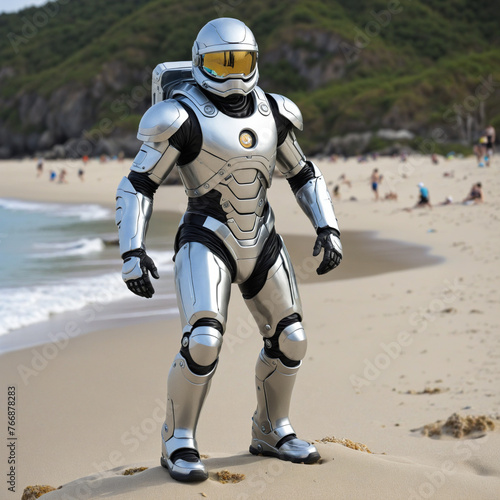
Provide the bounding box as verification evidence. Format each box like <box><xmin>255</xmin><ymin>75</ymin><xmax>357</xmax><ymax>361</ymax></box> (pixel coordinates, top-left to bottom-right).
<box><xmin>0</xmin><ymin>0</ymin><xmax>499</xmax><ymax>157</ymax></box>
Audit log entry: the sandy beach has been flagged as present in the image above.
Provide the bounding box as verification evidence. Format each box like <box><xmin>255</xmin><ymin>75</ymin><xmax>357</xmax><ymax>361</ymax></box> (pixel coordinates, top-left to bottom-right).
<box><xmin>1</xmin><ymin>154</ymin><xmax>499</xmax><ymax>499</ymax></box>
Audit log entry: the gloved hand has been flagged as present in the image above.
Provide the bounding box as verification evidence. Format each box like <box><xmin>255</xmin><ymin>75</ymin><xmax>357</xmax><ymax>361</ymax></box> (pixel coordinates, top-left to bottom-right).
<box><xmin>313</xmin><ymin>228</ymin><xmax>343</xmax><ymax>275</ymax></box>
<box><xmin>121</xmin><ymin>248</ymin><xmax>159</xmax><ymax>298</ymax></box>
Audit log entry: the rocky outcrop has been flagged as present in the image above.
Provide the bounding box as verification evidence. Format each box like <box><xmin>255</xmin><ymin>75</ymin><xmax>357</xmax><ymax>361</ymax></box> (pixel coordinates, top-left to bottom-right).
<box><xmin>0</xmin><ymin>61</ymin><xmax>147</xmax><ymax>158</ymax></box>
<box><xmin>262</xmin><ymin>29</ymin><xmax>347</xmax><ymax>89</ymax></box>
<box><xmin>324</xmin><ymin>129</ymin><xmax>416</xmax><ymax>156</ymax></box>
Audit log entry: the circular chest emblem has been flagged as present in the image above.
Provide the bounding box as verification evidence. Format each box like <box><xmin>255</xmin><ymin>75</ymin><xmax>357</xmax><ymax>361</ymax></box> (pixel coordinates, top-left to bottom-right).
<box><xmin>239</xmin><ymin>130</ymin><xmax>256</xmax><ymax>149</ymax></box>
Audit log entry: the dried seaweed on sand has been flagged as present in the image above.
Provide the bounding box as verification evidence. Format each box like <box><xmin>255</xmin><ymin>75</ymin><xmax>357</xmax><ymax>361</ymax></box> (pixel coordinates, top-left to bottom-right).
<box><xmin>418</xmin><ymin>413</ymin><xmax>496</xmax><ymax>438</ymax></box>
<box><xmin>21</xmin><ymin>485</ymin><xmax>57</xmax><ymax>499</ymax></box>
<box><xmin>216</xmin><ymin>470</ymin><xmax>245</xmax><ymax>483</ymax></box>
<box><xmin>318</xmin><ymin>436</ymin><xmax>372</xmax><ymax>453</ymax></box>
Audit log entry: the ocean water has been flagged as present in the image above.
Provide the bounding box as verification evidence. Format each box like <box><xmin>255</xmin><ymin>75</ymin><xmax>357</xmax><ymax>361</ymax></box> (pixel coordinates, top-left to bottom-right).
<box><xmin>0</xmin><ymin>198</ymin><xmax>179</xmax><ymax>353</ymax></box>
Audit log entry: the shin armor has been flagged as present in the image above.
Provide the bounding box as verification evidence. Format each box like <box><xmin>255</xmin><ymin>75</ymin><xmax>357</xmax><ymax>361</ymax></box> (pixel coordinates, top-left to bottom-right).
<box><xmin>161</xmin><ymin>352</ymin><xmax>215</xmax><ymax>481</ymax></box>
<box><xmin>250</xmin><ymin>350</ymin><xmax>319</xmax><ymax>463</ymax></box>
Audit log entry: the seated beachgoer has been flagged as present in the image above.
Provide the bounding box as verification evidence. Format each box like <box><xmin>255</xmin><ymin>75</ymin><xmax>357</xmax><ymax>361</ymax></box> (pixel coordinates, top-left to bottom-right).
<box><xmin>463</xmin><ymin>182</ymin><xmax>483</xmax><ymax>204</ymax></box>
<box><xmin>416</xmin><ymin>182</ymin><xmax>431</xmax><ymax>208</ymax></box>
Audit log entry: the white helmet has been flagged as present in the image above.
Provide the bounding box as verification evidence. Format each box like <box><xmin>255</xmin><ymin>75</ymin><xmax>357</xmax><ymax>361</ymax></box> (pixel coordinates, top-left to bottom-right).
<box><xmin>192</xmin><ymin>18</ymin><xmax>259</xmax><ymax>97</ymax></box>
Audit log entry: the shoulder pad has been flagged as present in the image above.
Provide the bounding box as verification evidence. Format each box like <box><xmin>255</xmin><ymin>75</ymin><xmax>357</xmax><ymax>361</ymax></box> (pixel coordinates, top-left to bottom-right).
<box><xmin>268</xmin><ymin>93</ymin><xmax>303</xmax><ymax>131</ymax></box>
<box><xmin>137</xmin><ymin>99</ymin><xmax>188</xmax><ymax>142</ymax></box>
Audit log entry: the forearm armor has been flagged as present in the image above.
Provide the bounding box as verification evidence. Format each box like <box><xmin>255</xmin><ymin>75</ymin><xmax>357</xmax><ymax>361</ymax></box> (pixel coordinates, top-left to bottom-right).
<box><xmin>295</xmin><ymin>162</ymin><xmax>339</xmax><ymax>233</ymax></box>
<box><xmin>115</xmin><ymin>176</ymin><xmax>153</xmax><ymax>256</ymax></box>
<box><xmin>277</xmin><ymin>126</ymin><xmax>339</xmax><ymax>233</ymax></box>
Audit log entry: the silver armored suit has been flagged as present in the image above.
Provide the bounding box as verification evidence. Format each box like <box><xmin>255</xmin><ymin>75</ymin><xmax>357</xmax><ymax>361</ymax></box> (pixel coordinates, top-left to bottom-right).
<box><xmin>115</xmin><ymin>15</ymin><xmax>342</xmax><ymax>485</ymax></box>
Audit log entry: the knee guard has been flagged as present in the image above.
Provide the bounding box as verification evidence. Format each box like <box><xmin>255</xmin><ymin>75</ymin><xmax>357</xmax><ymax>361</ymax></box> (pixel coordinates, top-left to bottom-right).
<box><xmin>180</xmin><ymin>319</ymin><xmax>223</xmax><ymax>375</ymax></box>
<box><xmin>263</xmin><ymin>315</ymin><xmax>307</xmax><ymax>367</ymax></box>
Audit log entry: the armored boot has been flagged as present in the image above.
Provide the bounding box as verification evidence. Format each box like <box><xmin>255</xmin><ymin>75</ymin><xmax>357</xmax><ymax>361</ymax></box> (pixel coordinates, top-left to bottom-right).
<box><xmin>161</xmin><ymin>353</ymin><xmax>215</xmax><ymax>482</ymax></box>
<box><xmin>249</xmin><ymin>350</ymin><xmax>320</xmax><ymax>464</ymax></box>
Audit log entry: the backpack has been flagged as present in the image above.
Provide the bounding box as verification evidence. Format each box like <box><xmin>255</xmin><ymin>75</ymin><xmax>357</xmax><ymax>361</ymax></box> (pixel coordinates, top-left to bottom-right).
<box><xmin>151</xmin><ymin>61</ymin><xmax>194</xmax><ymax>105</ymax></box>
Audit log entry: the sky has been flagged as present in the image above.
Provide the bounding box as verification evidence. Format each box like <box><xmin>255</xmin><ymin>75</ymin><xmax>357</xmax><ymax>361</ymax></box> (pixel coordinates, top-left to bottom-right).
<box><xmin>0</xmin><ymin>0</ymin><xmax>48</xmax><ymax>14</ymax></box>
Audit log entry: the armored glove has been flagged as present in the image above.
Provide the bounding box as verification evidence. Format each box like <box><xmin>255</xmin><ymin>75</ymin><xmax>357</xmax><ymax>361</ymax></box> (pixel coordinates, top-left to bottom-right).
<box><xmin>121</xmin><ymin>248</ymin><xmax>159</xmax><ymax>298</ymax></box>
<box><xmin>313</xmin><ymin>228</ymin><xmax>343</xmax><ymax>275</ymax></box>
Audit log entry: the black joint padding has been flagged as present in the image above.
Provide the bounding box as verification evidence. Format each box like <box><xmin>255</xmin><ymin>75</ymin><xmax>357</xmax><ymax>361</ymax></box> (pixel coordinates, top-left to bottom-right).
<box><xmin>287</xmin><ymin>162</ymin><xmax>315</xmax><ymax>195</ymax></box>
<box><xmin>192</xmin><ymin>317</ymin><xmax>224</xmax><ymax>334</ymax></box>
<box><xmin>128</xmin><ymin>171</ymin><xmax>159</xmax><ymax>198</ymax></box>
<box><xmin>262</xmin><ymin>313</ymin><xmax>301</xmax><ymax>367</ymax></box>
<box><xmin>239</xmin><ymin>229</ymin><xmax>282</xmax><ymax>300</ymax></box>
<box><xmin>276</xmin><ymin>433</ymin><xmax>297</xmax><ymax>449</ymax></box>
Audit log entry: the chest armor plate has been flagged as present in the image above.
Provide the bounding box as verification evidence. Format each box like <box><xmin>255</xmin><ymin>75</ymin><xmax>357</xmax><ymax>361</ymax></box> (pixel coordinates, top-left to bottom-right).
<box><xmin>173</xmin><ymin>84</ymin><xmax>278</xmax><ymax>241</ymax></box>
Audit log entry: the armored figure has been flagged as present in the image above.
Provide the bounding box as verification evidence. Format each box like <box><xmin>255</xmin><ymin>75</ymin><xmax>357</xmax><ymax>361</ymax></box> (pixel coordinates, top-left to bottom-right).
<box><xmin>115</xmin><ymin>18</ymin><xmax>342</xmax><ymax>482</ymax></box>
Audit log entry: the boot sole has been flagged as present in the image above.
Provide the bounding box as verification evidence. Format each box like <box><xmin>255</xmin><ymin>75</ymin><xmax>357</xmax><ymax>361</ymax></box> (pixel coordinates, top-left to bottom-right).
<box><xmin>160</xmin><ymin>456</ymin><xmax>208</xmax><ymax>482</ymax></box>
<box><xmin>249</xmin><ymin>445</ymin><xmax>320</xmax><ymax>464</ymax></box>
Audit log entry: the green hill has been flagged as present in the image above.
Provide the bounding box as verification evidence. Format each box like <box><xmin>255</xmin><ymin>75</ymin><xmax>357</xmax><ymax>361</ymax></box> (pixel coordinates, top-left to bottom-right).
<box><xmin>0</xmin><ymin>0</ymin><xmax>499</xmax><ymax>157</ymax></box>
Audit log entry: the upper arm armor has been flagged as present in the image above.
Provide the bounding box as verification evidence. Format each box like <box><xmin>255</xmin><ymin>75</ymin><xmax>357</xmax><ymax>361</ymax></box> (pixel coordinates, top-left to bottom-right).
<box><xmin>131</xmin><ymin>99</ymin><xmax>187</xmax><ymax>184</ymax></box>
<box><xmin>268</xmin><ymin>93</ymin><xmax>303</xmax><ymax>131</ymax></box>
<box><xmin>137</xmin><ymin>99</ymin><xmax>188</xmax><ymax>142</ymax></box>
<box><xmin>276</xmin><ymin>130</ymin><xmax>307</xmax><ymax>178</ymax></box>
<box><xmin>269</xmin><ymin>93</ymin><xmax>306</xmax><ymax>177</ymax></box>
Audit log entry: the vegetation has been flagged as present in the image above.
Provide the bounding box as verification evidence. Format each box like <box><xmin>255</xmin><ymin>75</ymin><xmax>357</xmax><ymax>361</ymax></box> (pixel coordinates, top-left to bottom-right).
<box><xmin>0</xmin><ymin>0</ymin><xmax>499</xmax><ymax>154</ymax></box>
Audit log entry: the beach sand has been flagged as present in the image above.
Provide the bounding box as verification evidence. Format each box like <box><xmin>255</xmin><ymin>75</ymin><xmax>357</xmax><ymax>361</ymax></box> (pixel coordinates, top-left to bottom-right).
<box><xmin>1</xmin><ymin>154</ymin><xmax>499</xmax><ymax>499</ymax></box>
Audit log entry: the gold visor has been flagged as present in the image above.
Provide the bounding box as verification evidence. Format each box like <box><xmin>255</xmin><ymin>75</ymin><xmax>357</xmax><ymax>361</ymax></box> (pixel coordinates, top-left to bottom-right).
<box><xmin>202</xmin><ymin>51</ymin><xmax>257</xmax><ymax>79</ymax></box>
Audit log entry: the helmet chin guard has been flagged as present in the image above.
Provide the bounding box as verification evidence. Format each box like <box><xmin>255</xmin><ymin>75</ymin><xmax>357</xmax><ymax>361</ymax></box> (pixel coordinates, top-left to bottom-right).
<box><xmin>192</xmin><ymin>18</ymin><xmax>259</xmax><ymax>97</ymax></box>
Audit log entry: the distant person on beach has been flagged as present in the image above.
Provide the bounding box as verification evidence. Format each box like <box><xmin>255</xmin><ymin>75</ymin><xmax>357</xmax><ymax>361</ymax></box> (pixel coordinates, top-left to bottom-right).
<box><xmin>485</xmin><ymin>124</ymin><xmax>495</xmax><ymax>166</ymax></box>
<box><xmin>78</xmin><ymin>168</ymin><xmax>85</xmax><ymax>181</ymax></box>
<box><xmin>473</xmin><ymin>143</ymin><xmax>482</xmax><ymax>164</ymax></box>
<box><xmin>338</xmin><ymin>173</ymin><xmax>351</xmax><ymax>188</ymax></box>
<box><xmin>371</xmin><ymin>168</ymin><xmax>381</xmax><ymax>201</ymax></box>
<box><xmin>49</xmin><ymin>170</ymin><xmax>57</xmax><ymax>182</ymax></box>
<box><xmin>58</xmin><ymin>168</ymin><xmax>68</xmax><ymax>184</ymax></box>
<box><xmin>36</xmin><ymin>157</ymin><xmax>44</xmax><ymax>177</ymax></box>
<box><xmin>416</xmin><ymin>182</ymin><xmax>431</xmax><ymax>209</ymax></box>
<box><xmin>115</xmin><ymin>18</ymin><xmax>342</xmax><ymax>482</ymax></box>
<box><xmin>463</xmin><ymin>182</ymin><xmax>483</xmax><ymax>204</ymax></box>
<box><xmin>478</xmin><ymin>136</ymin><xmax>488</xmax><ymax>167</ymax></box>
<box><xmin>403</xmin><ymin>183</ymin><xmax>432</xmax><ymax>212</ymax></box>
